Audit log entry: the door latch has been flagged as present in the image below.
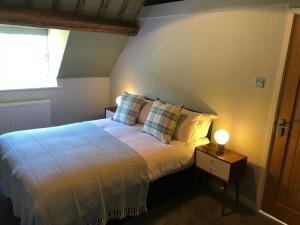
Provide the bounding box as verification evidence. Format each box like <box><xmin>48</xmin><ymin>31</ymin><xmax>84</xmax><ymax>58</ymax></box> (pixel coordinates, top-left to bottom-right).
<box><xmin>277</xmin><ymin>119</ymin><xmax>287</xmax><ymax>137</ymax></box>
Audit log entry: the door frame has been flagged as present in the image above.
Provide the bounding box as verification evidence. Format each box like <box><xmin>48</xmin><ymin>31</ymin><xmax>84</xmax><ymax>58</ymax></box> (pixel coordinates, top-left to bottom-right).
<box><xmin>258</xmin><ymin>8</ymin><xmax>300</xmax><ymax>210</ymax></box>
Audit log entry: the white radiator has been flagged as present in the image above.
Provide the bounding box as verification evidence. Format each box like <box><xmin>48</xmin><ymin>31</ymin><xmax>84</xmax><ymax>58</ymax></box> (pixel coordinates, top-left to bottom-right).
<box><xmin>0</xmin><ymin>100</ymin><xmax>52</xmax><ymax>134</ymax></box>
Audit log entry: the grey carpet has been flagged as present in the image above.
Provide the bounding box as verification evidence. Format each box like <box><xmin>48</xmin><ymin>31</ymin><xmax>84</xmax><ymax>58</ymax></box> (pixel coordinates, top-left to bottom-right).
<box><xmin>0</xmin><ymin>184</ymin><xmax>279</xmax><ymax>225</ymax></box>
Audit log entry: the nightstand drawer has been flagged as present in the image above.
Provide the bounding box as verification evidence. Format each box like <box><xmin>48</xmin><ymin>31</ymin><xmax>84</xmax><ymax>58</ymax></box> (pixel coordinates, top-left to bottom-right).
<box><xmin>196</xmin><ymin>151</ymin><xmax>230</xmax><ymax>181</ymax></box>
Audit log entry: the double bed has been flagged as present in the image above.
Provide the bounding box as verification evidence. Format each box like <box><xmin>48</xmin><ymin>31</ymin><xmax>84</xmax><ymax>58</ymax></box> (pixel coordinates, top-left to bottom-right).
<box><xmin>0</xmin><ymin>103</ymin><xmax>212</xmax><ymax>225</ymax></box>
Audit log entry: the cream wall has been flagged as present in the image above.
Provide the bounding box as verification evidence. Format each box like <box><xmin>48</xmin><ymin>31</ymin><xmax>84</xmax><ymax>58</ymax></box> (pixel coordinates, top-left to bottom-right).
<box><xmin>110</xmin><ymin>2</ymin><xmax>289</xmax><ymax>208</ymax></box>
<box><xmin>0</xmin><ymin>78</ymin><xmax>109</xmax><ymax>125</ymax></box>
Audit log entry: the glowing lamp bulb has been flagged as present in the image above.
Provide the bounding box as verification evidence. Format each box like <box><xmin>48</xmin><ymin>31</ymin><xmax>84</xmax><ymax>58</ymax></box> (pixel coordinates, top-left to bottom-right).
<box><xmin>214</xmin><ymin>129</ymin><xmax>230</xmax><ymax>145</ymax></box>
<box><xmin>116</xmin><ymin>96</ymin><xmax>122</xmax><ymax>106</ymax></box>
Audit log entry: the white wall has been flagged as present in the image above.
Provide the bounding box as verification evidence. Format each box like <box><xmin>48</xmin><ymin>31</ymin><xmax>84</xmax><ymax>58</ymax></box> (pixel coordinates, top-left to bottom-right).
<box><xmin>110</xmin><ymin>2</ymin><xmax>289</xmax><ymax>208</ymax></box>
<box><xmin>0</xmin><ymin>78</ymin><xmax>109</xmax><ymax>125</ymax></box>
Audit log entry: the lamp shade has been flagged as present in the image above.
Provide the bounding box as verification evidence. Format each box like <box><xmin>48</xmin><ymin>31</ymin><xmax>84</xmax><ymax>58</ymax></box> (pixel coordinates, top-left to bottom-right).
<box><xmin>214</xmin><ymin>129</ymin><xmax>230</xmax><ymax>145</ymax></box>
<box><xmin>116</xmin><ymin>96</ymin><xmax>122</xmax><ymax>106</ymax></box>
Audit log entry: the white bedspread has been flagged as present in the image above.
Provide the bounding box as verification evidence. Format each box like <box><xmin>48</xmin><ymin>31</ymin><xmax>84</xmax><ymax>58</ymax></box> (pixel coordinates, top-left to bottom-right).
<box><xmin>0</xmin><ymin>118</ymin><xmax>200</xmax><ymax>225</ymax></box>
<box><xmin>90</xmin><ymin>119</ymin><xmax>196</xmax><ymax>181</ymax></box>
<box><xmin>0</xmin><ymin>122</ymin><xmax>149</xmax><ymax>225</ymax></box>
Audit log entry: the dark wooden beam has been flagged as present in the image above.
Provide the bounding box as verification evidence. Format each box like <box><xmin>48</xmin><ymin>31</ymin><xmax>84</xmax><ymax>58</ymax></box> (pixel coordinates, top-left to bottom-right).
<box><xmin>118</xmin><ymin>0</ymin><xmax>130</xmax><ymax>19</ymax></box>
<box><xmin>52</xmin><ymin>0</ymin><xmax>59</xmax><ymax>10</ymax></box>
<box><xmin>97</xmin><ymin>0</ymin><xmax>110</xmax><ymax>18</ymax></box>
<box><xmin>0</xmin><ymin>6</ymin><xmax>138</xmax><ymax>36</ymax></box>
<box><xmin>76</xmin><ymin>0</ymin><xmax>85</xmax><ymax>14</ymax></box>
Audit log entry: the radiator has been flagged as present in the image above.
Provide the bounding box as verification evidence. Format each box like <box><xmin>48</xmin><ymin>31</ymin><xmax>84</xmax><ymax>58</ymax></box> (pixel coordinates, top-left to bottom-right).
<box><xmin>0</xmin><ymin>100</ymin><xmax>52</xmax><ymax>134</ymax></box>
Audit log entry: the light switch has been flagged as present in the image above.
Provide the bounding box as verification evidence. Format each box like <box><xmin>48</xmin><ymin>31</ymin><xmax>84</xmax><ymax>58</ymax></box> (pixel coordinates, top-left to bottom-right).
<box><xmin>256</xmin><ymin>77</ymin><xmax>265</xmax><ymax>88</ymax></box>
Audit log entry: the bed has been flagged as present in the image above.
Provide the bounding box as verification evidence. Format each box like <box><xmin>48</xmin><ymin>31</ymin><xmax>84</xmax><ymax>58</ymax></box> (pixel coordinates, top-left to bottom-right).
<box><xmin>0</xmin><ymin>105</ymin><xmax>212</xmax><ymax>225</ymax></box>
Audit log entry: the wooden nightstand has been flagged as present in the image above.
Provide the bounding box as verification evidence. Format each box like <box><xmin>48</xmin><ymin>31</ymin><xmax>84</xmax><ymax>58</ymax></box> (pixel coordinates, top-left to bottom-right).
<box><xmin>105</xmin><ymin>107</ymin><xmax>117</xmax><ymax>119</ymax></box>
<box><xmin>195</xmin><ymin>143</ymin><xmax>247</xmax><ymax>216</ymax></box>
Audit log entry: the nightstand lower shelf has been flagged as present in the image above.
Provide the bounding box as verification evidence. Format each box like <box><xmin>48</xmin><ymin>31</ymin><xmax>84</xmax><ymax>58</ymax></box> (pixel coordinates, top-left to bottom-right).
<box><xmin>199</xmin><ymin>168</ymin><xmax>240</xmax><ymax>216</ymax></box>
<box><xmin>195</xmin><ymin>144</ymin><xmax>247</xmax><ymax>217</ymax></box>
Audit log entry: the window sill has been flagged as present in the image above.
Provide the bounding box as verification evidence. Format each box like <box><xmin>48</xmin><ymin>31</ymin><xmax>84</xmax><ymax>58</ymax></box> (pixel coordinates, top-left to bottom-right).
<box><xmin>0</xmin><ymin>86</ymin><xmax>63</xmax><ymax>92</ymax></box>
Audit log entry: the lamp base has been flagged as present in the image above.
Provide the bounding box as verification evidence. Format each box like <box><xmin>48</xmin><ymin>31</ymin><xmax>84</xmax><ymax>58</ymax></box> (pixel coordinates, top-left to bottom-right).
<box><xmin>216</xmin><ymin>144</ymin><xmax>225</xmax><ymax>155</ymax></box>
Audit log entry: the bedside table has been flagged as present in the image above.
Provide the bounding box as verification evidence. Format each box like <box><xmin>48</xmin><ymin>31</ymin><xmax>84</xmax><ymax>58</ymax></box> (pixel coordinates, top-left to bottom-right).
<box><xmin>195</xmin><ymin>143</ymin><xmax>247</xmax><ymax>216</ymax></box>
<box><xmin>105</xmin><ymin>107</ymin><xmax>117</xmax><ymax>119</ymax></box>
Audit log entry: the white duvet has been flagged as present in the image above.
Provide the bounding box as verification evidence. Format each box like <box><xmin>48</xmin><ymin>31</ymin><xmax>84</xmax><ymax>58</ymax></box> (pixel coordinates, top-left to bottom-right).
<box><xmin>0</xmin><ymin>118</ymin><xmax>199</xmax><ymax>225</ymax></box>
<box><xmin>90</xmin><ymin>119</ymin><xmax>196</xmax><ymax>181</ymax></box>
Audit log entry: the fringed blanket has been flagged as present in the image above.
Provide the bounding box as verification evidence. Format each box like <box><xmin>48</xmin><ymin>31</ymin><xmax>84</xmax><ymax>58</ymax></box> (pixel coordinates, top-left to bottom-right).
<box><xmin>0</xmin><ymin>122</ymin><xmax>149</xmax><ymax>225</ymax></box>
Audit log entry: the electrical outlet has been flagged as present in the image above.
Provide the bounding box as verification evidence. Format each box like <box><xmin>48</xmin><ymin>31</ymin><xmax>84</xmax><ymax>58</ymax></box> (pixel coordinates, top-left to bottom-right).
<box><xmin>256</xmin><ymin>77</ymin><xmax>265</xmax><ymax>88</ymax></box>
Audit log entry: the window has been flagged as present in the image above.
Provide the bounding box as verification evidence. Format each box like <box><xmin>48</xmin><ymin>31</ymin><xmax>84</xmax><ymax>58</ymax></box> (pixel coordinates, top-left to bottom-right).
<box><xmin>0</xmin><ymin>26</ymin><xmax>55</xmax><ymax>90</ymax></box>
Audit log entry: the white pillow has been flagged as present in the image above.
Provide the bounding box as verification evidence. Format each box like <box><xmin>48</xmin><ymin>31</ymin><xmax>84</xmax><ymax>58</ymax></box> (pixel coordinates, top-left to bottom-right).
<box><xmin>194</xmin><ymin>137</ymin><xmax>211</xmax><ymax>146</ymax></box>
<box><xmin>137</xmin><ymin>99</ymin><xmax>153</xmax><ymax>124</ymax></box>
<box><xmin>191</xmin><ymin>113</ymin><xmax>218</xmax><ymax>142</ymax></box>
<box><xmin>174</xmin><ymin>109</ymin><xmax>217</xmax><ymax>144</ymax></box>
<box><xmin>173</xmin><ymin>109</ymin><xmax>202</xmax><ymax>144</ymax></box>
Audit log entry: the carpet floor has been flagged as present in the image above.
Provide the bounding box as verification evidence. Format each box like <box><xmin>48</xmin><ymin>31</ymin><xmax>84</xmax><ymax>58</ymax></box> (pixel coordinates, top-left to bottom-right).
<box><xmin>0</xmin><ymin>183</ymin><xmax>279</xmax><ymax>225</ymax></box>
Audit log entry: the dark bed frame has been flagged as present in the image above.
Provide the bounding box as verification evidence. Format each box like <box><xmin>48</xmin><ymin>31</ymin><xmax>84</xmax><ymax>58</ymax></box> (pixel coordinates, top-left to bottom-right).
<box><xmin>147</xmin><ymin>167</ymin><xmax>197</xmax><ymax>208</ymax></box>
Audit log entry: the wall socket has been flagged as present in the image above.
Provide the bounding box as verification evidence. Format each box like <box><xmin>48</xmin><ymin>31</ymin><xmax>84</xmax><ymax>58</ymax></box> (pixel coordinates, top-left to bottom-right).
<box><xmin>256</xmin><ymin>77</ymin><xmax>265</xmax><ymax>88</ymax></box>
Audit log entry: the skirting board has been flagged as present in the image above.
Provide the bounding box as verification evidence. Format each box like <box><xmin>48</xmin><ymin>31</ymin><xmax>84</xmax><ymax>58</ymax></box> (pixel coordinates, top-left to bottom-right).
<box><xmin>226</xmin><ymin>189</ymin><xmax>257</xmax><ymax>211</ymax></box>
<box><xmin>209</xmin><ymin>180</ymin><xmax>287</xmax><ymax>225</ymax></box>
<box><xmin>208</xmin><ymin>179</ymin><xmax>257</xmax><ymax>210</ymax></box>
<box><xmin>259</xmin><ymin>210</ymin><xmax>287</xmax><ymax>225</ymax></box>
<box><xmin>208</xmin><ymin>177</ymin><xmax>288</xmax><ymax>225</ymax></box>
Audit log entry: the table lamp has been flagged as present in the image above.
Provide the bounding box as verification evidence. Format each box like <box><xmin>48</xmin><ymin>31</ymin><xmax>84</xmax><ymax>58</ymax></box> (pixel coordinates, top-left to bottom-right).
<box><xmin>214</xmin><ymin>129</ymin><xmax>230</xmax><ymax>154</ymax></box>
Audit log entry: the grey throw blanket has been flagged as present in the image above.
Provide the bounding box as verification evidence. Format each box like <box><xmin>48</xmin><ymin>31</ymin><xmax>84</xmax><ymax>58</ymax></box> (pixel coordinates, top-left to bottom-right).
<box><xmin>0</xmin><ymin>122</ymin><xmax>149</xmax><ymax>225</ymax></box>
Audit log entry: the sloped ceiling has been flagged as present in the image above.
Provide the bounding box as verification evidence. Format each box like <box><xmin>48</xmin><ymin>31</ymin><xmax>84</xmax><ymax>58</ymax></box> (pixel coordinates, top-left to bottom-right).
<box><xmin>4</xmin><ymin>0</ymin><xmax>298</xmax><ymax>79</ymax></box>
<box><xmin>57</xmin><ymin>0</ymin><xmax>296</xmax><ymax>79</ymax></box>
<box><xmin>58</xmin><ymin>31</ymin><xmax>128</xmax><ymax>78</ymax></box>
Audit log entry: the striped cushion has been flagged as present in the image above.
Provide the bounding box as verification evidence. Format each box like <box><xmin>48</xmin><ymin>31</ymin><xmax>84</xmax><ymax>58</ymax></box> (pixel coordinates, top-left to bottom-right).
<box><xmin>113</xmin><ymin>92</ymin><xmax>144</xmax><ymax>125</ymax></box>
<box><xmin>143</xmin><ymin>99</ymin><xmax>183</xmax><ymax>144</ymax></box>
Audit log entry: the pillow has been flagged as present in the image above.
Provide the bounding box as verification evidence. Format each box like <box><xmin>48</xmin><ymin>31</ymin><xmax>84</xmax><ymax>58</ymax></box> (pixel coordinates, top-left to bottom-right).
<box><xmin>191</xmin><ymin>113</ymin><xmax>218</xmax><ymax>143</ymax></box>
<box><xmin>174</xmin><ymin>109</ymin><xmax>217</xmax><ymax>144</ymax></box>
<box><xmin>143</xmin><ymin>98</ymin><xmax>183</xmax><ymax>144</ymax></box>
<box><xmin>173</xmin><ymin>109</ymin><xmax>203</xmax><ymax>144</ymax></box>
<box><xmin>137</xmin><ymin>99</ymin><xmax>153</xmax><ymax>124</ymax></box>
<box><xmin>112</xmin><ymin>92</ymin><xmax>144</xmax><ymax>125</ymax></box>
<box><xmin>194</xmin><ymin>137</ymin><xmax>210</xmax><ymax>146</ymax></box>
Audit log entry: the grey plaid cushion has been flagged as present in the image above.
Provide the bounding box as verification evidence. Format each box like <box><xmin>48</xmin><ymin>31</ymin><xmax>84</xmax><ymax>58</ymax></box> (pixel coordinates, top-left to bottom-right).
<box><xmin>143</xmin><ymin>99</ymin><xmax>183</xmax><ymax>144</ymax></box>
<box><xmin>113</xmin><ymin>92</ymin><xmax>144</xmax><ymax>125</ymax></box>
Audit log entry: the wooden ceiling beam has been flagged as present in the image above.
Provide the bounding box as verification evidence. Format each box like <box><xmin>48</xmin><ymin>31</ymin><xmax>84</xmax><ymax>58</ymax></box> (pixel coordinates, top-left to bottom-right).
<box><xmin>97</xmin><ymin>0</ymin><xmax>111</xmax><ymax>17</ymax></box>
<box><xmin>76</xmin><ymin>0</ymin><xmax>85</xmax><ymax>14</ymax></box>
<box><xmin>118</xmin><ymin>0</ymin><xmax>130</xmax><ymax>19</ymax></box>
<box><xmin>0</xmin><ymin>6</ymin><xmax>138</xmax><ymax>36</ymax></box>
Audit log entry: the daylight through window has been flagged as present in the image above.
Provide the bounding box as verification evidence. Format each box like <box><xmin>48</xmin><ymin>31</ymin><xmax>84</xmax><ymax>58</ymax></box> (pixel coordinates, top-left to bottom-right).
<box><xmin>0</xmin><ymin>26</ymin><xmax>53</xmax><ymax>90</ymax></box>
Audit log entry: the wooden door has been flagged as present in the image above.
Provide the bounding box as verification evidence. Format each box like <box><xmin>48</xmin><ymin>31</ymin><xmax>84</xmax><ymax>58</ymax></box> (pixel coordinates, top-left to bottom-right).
<box><xmin>262</xmin><ymin>15</ymin><xmax>300</xmax><ymax>225</ymax></box>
